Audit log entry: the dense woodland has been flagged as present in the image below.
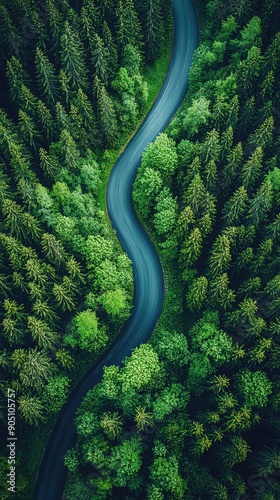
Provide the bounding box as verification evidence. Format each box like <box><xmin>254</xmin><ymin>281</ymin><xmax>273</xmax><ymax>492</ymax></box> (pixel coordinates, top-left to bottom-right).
<box><xmin>0</xmin><ymin>0</ymin><xmax>172</xmax><ymax>496</ymax></box>
<box><xmin>62</xmin><ymin>0</ymin><xmax>280</xmax><ymax>499</ymax></box>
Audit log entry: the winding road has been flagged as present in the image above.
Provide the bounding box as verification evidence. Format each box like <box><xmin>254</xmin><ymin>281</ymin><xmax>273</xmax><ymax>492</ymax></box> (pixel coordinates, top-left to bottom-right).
<box><xmin>34</xmin><ymin>1</ymin><xmax>198</xmax><ymax>498</ymax></box>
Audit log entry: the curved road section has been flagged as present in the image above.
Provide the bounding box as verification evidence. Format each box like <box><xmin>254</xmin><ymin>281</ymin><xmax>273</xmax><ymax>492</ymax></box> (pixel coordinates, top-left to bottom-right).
<box><xmin>34</xmin><ymin>1</ymin><xmax>198</xmax><ymax>498</ymax></box>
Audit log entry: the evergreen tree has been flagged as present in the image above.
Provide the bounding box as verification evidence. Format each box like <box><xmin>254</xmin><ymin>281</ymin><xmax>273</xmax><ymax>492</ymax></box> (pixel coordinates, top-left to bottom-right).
<box><xmin>140</xmin><ymin>0</ymin><xmax>164</xmax><ymax>61</ymax></box>
<box><xmin>35</xmin><ymin>47</ymin><xmax>60</xmax><ymax>108</ymax></box>
<box><xmin>91</xmin><ymin>33</ymin><xmax>110</xmax><ymax>84</ymax></box>
<box><xmin>60</xmin><ymin>22</ymin><xmax>89</xmax><ymax>92</ymax></box>
<box><xmin>95</xmin><ymin>79</ymin><xmax>118</xmax><ymax>146</ymax></box>
<box><xmin>116</xmin><ymin>0</ymin><xmax>142</xmax><ymax>54</ymax></box>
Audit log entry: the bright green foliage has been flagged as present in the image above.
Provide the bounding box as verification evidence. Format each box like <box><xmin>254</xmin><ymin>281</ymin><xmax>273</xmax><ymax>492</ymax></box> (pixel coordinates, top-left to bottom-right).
<box><xmin>234</xmin><ymin>369</ymin><xmax>273</xmax><ymax>408</ymax></box>
<box><xmin>27</xmin><ymin>316</ymin><xmax>58</xmax><ymax>349</ymax></box>
<box><xmin>141</xmin><ymin>133</ymin><xmax>178</xmax><ymax>183</ymax></box>
<box><xmin>247</xmin><ymin>180</ymin><xmax>273</xmax><ymax>227</ymax></box>
<box><xmin>133</xmin><ymin>167</ymin><xmax>163</xmax><ymax>218</ymax></box>
<box><xmin>64</xmin><ymin>449</ymin><xmax>79</xmax><ymax>472</ymax></box>
<box><xmin>153</xmin><ymin>189</ymin><xmax>178</xmax><ymax>235</ymax></box>
<box><xmin>149</xmin><ymin>455</ymin><xmax>186</xmax><ymax>499</ymax></box>
<box><xmin>121</xmin><ymin>344</ymin><xmax>161</xmax><ymax>392</ymax></box>
<box><xmin>42</xmin><ymin>375</ymin><xmax>70</xmax><ymax>413</ymax></box>
<box><xmin>181</xmin><ymin>227</ymin><xmax>203</xmax><ymax>265</ymax></box>
<box><xmin>190</xmin><ymin>320</ymin><xmax>234</xmax><ymax>366</ymax></box>
<box><xmin>152</xmin><ymin>328</ymin><xmax>190</xmax><ymax>366</ymax></box>
<box><xmin>209</xmin><ymin>235</ymin><xmax>231</xmax><ymax>277</ymax></box>
<box><xmin>183</xmin><ymin>97</ymin><xmax>211</xmax><ymax>137</ymax></box>
<box><xmin>67</xmin><ymin>309</ymin><xmax>108</xmax><ymax>353</ymax></box>
<box><xmin>223</xmin><ymin>186</ymin><xmax>249</xmax><ymax>225</ymax></box>
<box><xmin>108</xmin><ymin>436</ymin><xmax>143</xmax><ymax>487</ymax></box>
<box><xmin>99</xmin><ymin>289</ymin><xmax>127</xmax><ymax>316</ymax></box>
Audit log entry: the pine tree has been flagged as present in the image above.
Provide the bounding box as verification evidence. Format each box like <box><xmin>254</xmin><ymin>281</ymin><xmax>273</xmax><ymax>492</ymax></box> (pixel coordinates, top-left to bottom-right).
<box><xmin>60</xmin><ymin>21</ymin><xmax>89</xmax><ymax>92</ymax></box>
<box><xmin>18</xmin><ymin>396</ymin><xmax>45</xmax><ymax>425</ymax></box>
<box><xmin>102</xmin><ymin>21</ymin><xmax>118</xmax><ymax>78</ymax></box>
<box><xmin>52</xmin><ymin>282</ymin><xmax>76</xmax><ymax>311</ymax></box>
<box><xmin>218</xmin><ymin>436</ymin><xmax>251</xmax><ymax>469</ymax></box>
<box><xmin>0</xmin><ymin>6</ymin><xmax>21</xmax><ymax>57</ymax></box>
<box><xmin>18</xmin><ymin>85</ymin><xmax>38</xmax><ymax>118</ymax></box>
<box><xmin>209</xmin><ymin>235</ymin><xmax>231</xmax><ymax>278</ymax></box>
<box><xmin>6</xmin><ymin>56</ymin><xmax>31</xmax><ymax>104</ymax></box>
<box><xmin>32</xmin><ymin>300</ymin><xmax>59</xmax><ymax>328</ymax></box>
<box><xmin>91</xmin><ymin>33</ymin><xmax>110</xmax><ymax>84</ymax></box>
<box><xmin>45</xmin><ymin>0</ymin><xmax>63</xmax><ymax>59</ymax></box>
<box><xmin>41</xmin><ymin>233</ymin><xmax>66</xmax><ymax>267</ymax></box>
<box><xmin>263</xmin><ymin>32</ymin><xmax>280</xmax><ymax>73</ymax></box>
<box><xmin>181</xmin><ymin>228</ymin><xmax>203</xmax><ymax>265</ymax></box>
<box><xmin>183</xmin><ymin>174</ymin><xmax>207</xmax><ymax>215</ymax></box>
<box><xmin>261</xmin><ymin>70</ymin><xmax>275</xmax><ymax>100</ymax></box>
<box><xmin>74</xmin><ymin>88</ymin><xmax>96</xmax><ymax>131</ymax></box>
<box><xmin>200</xmin><ymin>129</ymin><xmax>220</xmax><ymax>164</ymax></box>
<box><xmin>59</xmin><ymin>129</ymin><xmax>80</xmax><ymax>171</ymax></box>
<box><xmin>100</xmin><ymin>411</ymin><xmax>123</xmax><ymax>440</ymax></box>
<box><xmin>238</xmin><ymin>46</ymin><xmax>262</xmax><ymax>96</ymax></box>
<box><xmin>36</xmin><ymin>101</ymin><xmax>53</xmax><ymax>141</ymax></box>
<box><xmin>39</xmin><ymin>148</ymin><xmax>59</xmax><ymax>179</ymax></box>
<box><xmin>116</xmin><ymin>0</ymin><xmax>142</xmax><ymax>54</ymax></box>
<box><xmin>247</xmin><ymin>116</ymin><xmax>274</xmax><ymax>153</ymax></box>
<box><xmin>27</xmin><ymin>316</ymin><xmax>58</xmax><ymax>350</ymax></box>
<box><xmin>209</xmin><ymin>273</ymin><xmax>236</xmax><ymax>309</ymax></box>
<box><xmin>134</xmin><ymin>406</ymin><xmax>154</xmax><ymax>432</ymax></box>
<box><xmin>220</xmin><ymin>126</ymin><xmax>233</xmax><ymax>160</ymax></box>
<box><xmin>16</xmin><ymin>348</ymin><xmax>52</xmax><ymax>389</ymax></box>
<box><xmin>239</xmin><ymin>96</ymin><xmax>255</xmax><ymax>133</ymax></box>
<box><xmin>223</xmin><ymin>186</ymin><xmax>249</xmax><ymax>226</ymax></box>
<box><xmin>204</xmin><ymin>160</ymin><xmax>217</xmax><ymax>193</ymax></box>
<box><xmin>186</xmin><ymin>276</ymin><xmax>208</xmax><ymax>312</ymax></box>
<box><xmin>2</xmin><ymin>198</ymin><xmax>25</xmax><ymax>240</ymax></box>
<box><xmin>35</xmin><ymin>47</ymin><xmax>60</xmax><ymax>108</ymax></box>
<box><xmin>18</xmin><ymin>110</ymin><xmax>40</xmax><ymax>150</ymax></box>
<box><xmin>241</xmin><ymin>147</ymin><xmax>263</xmax><ymax>193</ymax></box>
<box><xmin>2</xmin><ymin>317</ymin><xmax>24</xmax><ymax>345</ymax></box>
<box><xmin>95</xmin><ymin>79</ymin><xmax>118</xmax><ymax>146</ymax></box>
<box><xmin>247</xmin><ymin>180</ymin><xmax>273</xmax><ymax>227</ymax></box>
<box><xmin>140</xmin><ymin>0</ymin><xmax>164</xmax><ymax>61</ymax></box>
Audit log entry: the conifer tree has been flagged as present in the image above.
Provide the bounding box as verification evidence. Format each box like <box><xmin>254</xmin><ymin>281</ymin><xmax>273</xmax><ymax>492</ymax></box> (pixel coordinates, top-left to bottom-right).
<box><xmin>95</xmin><ymin>79</ymin><xmax>118</xmax><ymax>146</ymax></box>
<box><xmin>60</xmin><ymin>22</ymin><xmax>89</xmax><ymax>92</ymax></box>
<box><xmin>140</xmin><ymin>0</ymin><xmax>164</xmax><ymax>61</ymax></box>
<box><xmin>35</xmin><ymin>47</ymin><xmax>60</xmax><ymax>109</ymax></box>
<box><xmin>116</xmin><ymin>0</ymin><xmax>142</xmax><ymax>54</ymax></box>
<box><xmin>6</xmin><ymin>57</ymin><xmax>30</xmax><ymax>104</ymax></box>
<box><xmin>223</xmin><ymin>186</ymin><xmax>249</xmax><ymax>226</ymax></box>
<box><xmin>91</xmin><ymin>33</ymin><xmax>110</xmax><ymax>84</ymax></box>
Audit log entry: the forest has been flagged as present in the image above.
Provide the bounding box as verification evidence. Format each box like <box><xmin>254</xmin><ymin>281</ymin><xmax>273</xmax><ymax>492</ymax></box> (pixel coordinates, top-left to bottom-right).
<box><xmin>1</xmin><ymin>0</ymin><xmax>280</xmax><ymax>498</ymax></box>
<box><xmin>0</xmin><ymin>0</ymin><xmax>171</xmax><ymax>497</ymax></box>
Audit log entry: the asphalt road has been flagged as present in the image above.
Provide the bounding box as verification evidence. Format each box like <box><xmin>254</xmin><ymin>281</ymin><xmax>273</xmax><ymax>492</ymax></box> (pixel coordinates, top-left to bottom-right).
<box><xmin>34</xmin><ymin>1</ymin><xmax>198</xmax><ymax>498</ymax></box>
